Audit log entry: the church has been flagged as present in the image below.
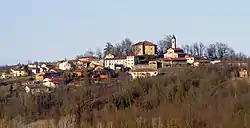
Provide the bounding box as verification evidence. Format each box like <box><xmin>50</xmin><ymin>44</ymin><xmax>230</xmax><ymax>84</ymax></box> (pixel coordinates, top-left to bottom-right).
<box><xmin>161</xmin><ymin>35</ymin><xmax>211</xmax><ymax>66</ymax></box>
<box><xmin>164</xmin><ymin>35</ymin><xmax>186</xmax><ymax>59</ymax></box>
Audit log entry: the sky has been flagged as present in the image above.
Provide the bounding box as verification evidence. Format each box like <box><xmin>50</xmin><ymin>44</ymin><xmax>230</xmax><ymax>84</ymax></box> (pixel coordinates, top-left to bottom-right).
<box><xmin>0</xmin><ymin>0</ymin><xmax>249</xmax><ymax>65</ymax></box>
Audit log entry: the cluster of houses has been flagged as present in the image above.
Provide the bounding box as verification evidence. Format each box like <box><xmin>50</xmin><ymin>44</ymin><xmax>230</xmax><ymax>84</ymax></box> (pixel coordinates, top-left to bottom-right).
<box><xmin>103</xmin><ymin>35</ymin><xmax>222</xmax><ymax>79</ymax></box>
<box><xmin>1</xmin><ymin>35</ymin><xmax>249</xmax><ymax>85</ymax></box>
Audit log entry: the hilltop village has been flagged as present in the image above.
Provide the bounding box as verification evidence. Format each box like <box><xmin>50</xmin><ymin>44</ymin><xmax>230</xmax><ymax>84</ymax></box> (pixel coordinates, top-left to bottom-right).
<box><xmin>0</xmin><ymin>35</ymin><xmax>248</xmax><ymax>90</ymax></box>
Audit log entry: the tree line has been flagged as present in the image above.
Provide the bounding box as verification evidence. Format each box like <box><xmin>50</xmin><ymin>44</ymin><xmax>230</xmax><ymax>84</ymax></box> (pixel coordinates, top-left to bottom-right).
<box><xmin>77</xmin><ymin>35</ymin><xmax>247</xmax><ymax>61</ymax></box>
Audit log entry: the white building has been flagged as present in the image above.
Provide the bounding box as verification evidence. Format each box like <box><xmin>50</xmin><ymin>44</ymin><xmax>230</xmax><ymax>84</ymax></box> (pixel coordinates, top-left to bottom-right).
<box><xmin>28</xmin><ymin>64</ymin><xmax>37</xmax><ymax>68</ymax></box>
<box><xmin>104</xmin><ymin>54</ymin><xmax>140</xmax><ymax>70</ymax></box>
<box><xmin>104</xmin><ymin>54</ymin><xmax>115</xmax><ymax>59</ymax></box>
<box><xmin>104</xmin><ymin>57</ymin><xmax>127</xmax><ymax>70</ymax></box>
<box><xmin>129</xmin><ymin>68</ymin><xmax>158</xmax><ymax>79</ymax></box>
<box><xmin>186</xmin><ymin>56</ymin><xmax>203</xmax><ymax>64</ymax></box>
<box><xmin>59</xmin><ymin>61</ymin><xmax>71</xmax><ymax>70</ymax></box>
<box><xmin>43</xmin><ymin>78</ymin><xmax>56</xmax><ymax>88</ymax></box>
<box><xmin>126</xmin><ymin>56</ymin><xmax>139</xmax><ymax>69</ymax></box>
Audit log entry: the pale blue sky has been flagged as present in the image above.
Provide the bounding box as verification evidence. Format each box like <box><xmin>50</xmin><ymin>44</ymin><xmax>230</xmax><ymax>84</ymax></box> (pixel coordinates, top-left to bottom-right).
<box><xmin>0</xmin><ymin>0</ymin><xmax>249</xmax><ymax>65</ymax></box>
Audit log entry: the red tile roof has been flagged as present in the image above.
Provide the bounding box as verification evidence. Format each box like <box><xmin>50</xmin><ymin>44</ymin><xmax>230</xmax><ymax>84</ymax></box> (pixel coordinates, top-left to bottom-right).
<box><xmin>133</xmin><ymin>41</ymin><xmax>156</xmax><ymax>46</ymax></box>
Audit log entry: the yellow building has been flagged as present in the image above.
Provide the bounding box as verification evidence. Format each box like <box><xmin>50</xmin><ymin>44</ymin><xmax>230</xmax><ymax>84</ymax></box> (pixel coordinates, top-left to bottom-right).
<box><xmin>35</xmin><ymin>72</ymin><xmax>45</xmax><ymax>81</ymax></box>
<box><xmin>10</xmin><ymin>69</ymin><xmax>28</xmax><ymax>77</ymax></box>
<box><xmin>132</xmin><ymin>41</ymin><xmax>157</xmax><ymax>56</ymax></box>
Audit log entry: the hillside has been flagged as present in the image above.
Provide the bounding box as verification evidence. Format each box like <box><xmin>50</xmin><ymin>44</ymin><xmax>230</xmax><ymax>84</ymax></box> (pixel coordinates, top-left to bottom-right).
<box><xmin>0</xmin><ymin>65</ymin><xmax>250</xmax><ymax>128</ymax></box>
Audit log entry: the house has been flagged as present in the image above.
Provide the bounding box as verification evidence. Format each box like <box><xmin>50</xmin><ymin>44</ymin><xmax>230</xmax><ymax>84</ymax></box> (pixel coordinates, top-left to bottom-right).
<box><xmin>59</xmin><ymin>61</ymin><xmax>71</xmax><ymax>70</ymax></box>
<box><xmin>104</xmin><ymin>56</ymin><xmax>127</xmax><ymax>70</ymax></box>
<box><xmin>10</xmin><ymin>69</ymin><xmax>28</xmax><ymax>77</ymax></box>
<box><xmin>126</xmin><ymin>56</ymin><xmax>140</xmax><ymax>69</ymax></box>
<box><xmin>148</xmin><ymin>60</ymin><xmax>161</xmax><ymax>69</ymax></box>
<box><xmin>28</xmin><ymin>64</ymin><xmax>37</xmax><ymax>68</ymax></box>
<box><xmin>43</xmin><ymin>77</ymin><xmax>64</xmax><ymax>88</ymax></box>
<box><xmin>164</xmin><ymin>48</ymin><xmax>186</xmax><ymax>58</ymax></box>
<box><xmin>132</xmin><ymin>41</ymin><xmax>157</xmax><ymax>56</ymax></box>
<box><xmin>161</xmin><ymin>58</ymin><xmax>187</xmax><ymax>67</ymax></box>
<box><xmin>1</xmin><ymin>72</ymin><xmax>14</xmax><ymax>79</ymax></box>
<box><xmin>210</xmin><ymin>60</ymin><xmax>221</xmax><ymax>64</ymax></box>
<box><xmin>186</xmin><ymin>56</ymin><xmax>205</xmax><ymax>64</ymax></box>
<box><xmin>78</xmin><ymin>56</ymin><xmax>96</xmax><ymax>62</ymax></box>
<box><xmin>35</xmin><ymin>72</ymin><xmax>45</xmax><ymax>81</ymax></box>
<box><xmin>30</xmin><ymin>68</ymin><xmax>39</xmax><ymax>74</ymax></box>
<box><xmin>94</xmin><ymin>65</ymin><xmax>104</xmax><ymax>71</ymax></box>
<box><xmin>36</xmin><ymin>71</ymin><xmax>62</xmax><ymax>81</ymax></box>
<box><xmin>43</xmin><ymin>78</ymin><xmax>56</xmax><ymax>88</ymax></box>
<box><xmin>164</xmin><ymin>35</ymin><xmax>186</xmax><ymax>59</ymax></box>
<box><xmin>193</xmin><ymin>60</ymin><xmax>210</xmax><ymax>67</ymax></box>
<box><xmin>104</xmin><ymin>54</ymin><xmax>141</xmax><ymax>70</ymax></box>
<box><xmin>129</xmin><ymin>68</ymin><xmax>158</xmax><ymax>79</ymax></box>
<box><xmin>104</xmin><ymin>54</ymin><xmax>115</xmax><ymax>59</ymax></box>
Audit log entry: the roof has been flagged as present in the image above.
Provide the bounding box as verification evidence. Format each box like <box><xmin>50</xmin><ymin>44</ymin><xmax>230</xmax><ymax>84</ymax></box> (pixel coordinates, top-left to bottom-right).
<box><xmin>196</xmin><ymin>60</ymin><xmax>210</xmax><ymax>63</ymax></box>
<box><xmin>175</xmin><ymin>52</ymin><xmax>186</xmax><ymax>55</ymax></box>
<box><xmin>68</xmin><ymin>59</ymin><xmax>78</xmax><ymax>62</ymax></box>
<box><xmin>105</xmin><ymin>57</ymin><xmax>127</xmax><ymax>60</ymax></box>
<box><xmin>131</xmin><ymin>68</ymin><xmax>158</xmax><ymax>72</ymax></box>
<box><xmin>186</xmin><ymin>55</ymin><xmax>203</xmax><ymax>59</ymax></box>
<box><xmin>11</xmin><ymin>68</ymin><xmax>25</xmax><ymax>71</ymax></box>
<box><xmin>104</xmin><ymin>54</ymin><xmax>115</xmax><ymax>57</ymax></box>
<box><xmin>133</xmin><ymin>41</ymin><xmax>156</xmax><ymax>46</ymax></box>
<box><xmin>169</xmin><ymin>48</ymin><xmax>183</xmax><ymax>51</ymax></box>
<box><xmin>163</xmin><ymin>58</ymin><xmax>187</xmax><ymax>61</ymax></box>
<box><xmin>79</xmin><ymin>56</ymin><xmax>97</xmax><ymax>59</ymax></box>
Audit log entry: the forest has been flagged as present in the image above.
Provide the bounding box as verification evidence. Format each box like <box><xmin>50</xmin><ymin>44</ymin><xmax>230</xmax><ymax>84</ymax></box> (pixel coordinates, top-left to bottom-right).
<box><xmin>0</xmin><ymin>64</ymin><xmax>250</xmax><ymax>128</ymax></box>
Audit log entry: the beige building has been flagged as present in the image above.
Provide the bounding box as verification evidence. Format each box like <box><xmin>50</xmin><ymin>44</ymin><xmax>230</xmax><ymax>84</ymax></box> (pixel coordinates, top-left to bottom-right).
<box><xmin>129</xmin><ymin>68</ymin><xmax>158</xmax><ymax>79</ymax></box>
<box><xmin>10</xmin><ymin>69</ymin><xmax>28</xmax><ymax>77</ymax></box>
<box><xmin>132</xmin><ymin>41</ymin><xmax>157</xmax><ymax>56</ymax></box>
<box><xmin>164</xmin><ymin>48</ymin><xmax>186</xmax><ymax>58</ymax></box>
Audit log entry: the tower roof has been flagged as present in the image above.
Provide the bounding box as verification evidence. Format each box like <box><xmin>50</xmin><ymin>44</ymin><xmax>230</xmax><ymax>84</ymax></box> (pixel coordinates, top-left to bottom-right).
<box><xmin>172</xmin><ymin>34</ymin><xmax>176</xmax><ymax>39</ymax></box>
<box><xmin>133</xmin><ymin>41</ymin><xmax>156</xmax><ymax>46</ymax></box>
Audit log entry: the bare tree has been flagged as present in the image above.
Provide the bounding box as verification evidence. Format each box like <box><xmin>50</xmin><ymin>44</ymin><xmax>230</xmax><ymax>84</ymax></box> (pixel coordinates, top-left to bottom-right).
<box><xmin>192</xmin><ymin>42</ymin><xmax>205</xmax><ymax>56</ymax></box>
<box><xmin>121</xmin><ymin>38</ymin><xmax>133</xmax><ymax>56</ymax></box>
<box><xmin>226</xmin><ymin>48</ymin><xmax>236</xmax><ymax>60</ymax></box>
<box><xmin>84</xmin><ymin>48</ymin><xmax>94</xmax><ymax>57</ymax></box>
<box><xmin>76</xmin><ymin>55</ymin><xmax>84</xmax><ymax>59</ymax></box>
<box><xmin>95</xmin><ymin>48</ymin><xmax>103</xmax><ymax>59</ymax></box>
<box><xmin>189</xmin><ymin>44</ymin><xmax>195</xmax><ymax>55</ymax></box>
<box><xmin>216</xmin><ymin>42</ymin><xmax>230</xmax><ymax>59</ymax></box>
<box><xmin>236</xmin><ymin>52</ymin><xmax>247</xmax><ymax>61</ymax></box>
<box><xmin>113</xmin><ymin>38</ymin><xmax>133</xmax><ymax>56</ymax></box>
<box><xmin>157</xmin><ymin>35</ymin><xmax>172</xmax><ymax>54</ymax></box>
<box><xmin>193</xmin><ymin>43</ymin><xmax>199</xmax><ymax>56</ymax></box>
<box><xmin>206</xmin><ymin>44</ymin><xmax>217</xmax><ymax>58</ymax></box>
<box><xmin>182</xmin><ymin>44</ymin><xmax>190</xmax><ymax>54</ymax></box>
<box><xmin>199</xmin><ymin>42</ymin><xmax>206</xmax><ymax>56</ymax></box>
<box><xmin>114</xmin><ymin>43</ymin><xmax>123</xmax><ymax>56</ymax></box>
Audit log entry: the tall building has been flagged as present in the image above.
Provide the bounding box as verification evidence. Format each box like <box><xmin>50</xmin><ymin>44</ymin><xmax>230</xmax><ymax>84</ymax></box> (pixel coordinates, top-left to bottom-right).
<box><xmin>171</xmin><ymin>34</ymin><xmax>177</xmax><ymax>48</ymax></box>
<box><xmin>164</xmin><ymin>35</ymin><xmax>186</xmax><ymax>58</ymax></box>
<box><xmin>131</xmin><ymin>41</ymin><xmax>157</xmax><ymax>56</ymax></box>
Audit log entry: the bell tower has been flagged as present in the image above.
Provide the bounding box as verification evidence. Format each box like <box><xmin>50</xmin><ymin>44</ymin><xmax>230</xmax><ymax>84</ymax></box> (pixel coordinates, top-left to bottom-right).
<box><xmin>171</xmin><ymin>34</ymin><xmax>176</xmax><ymax>48</ymax></box>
